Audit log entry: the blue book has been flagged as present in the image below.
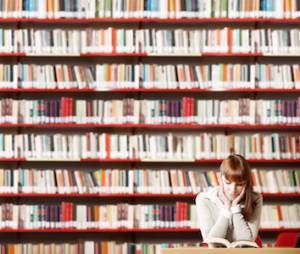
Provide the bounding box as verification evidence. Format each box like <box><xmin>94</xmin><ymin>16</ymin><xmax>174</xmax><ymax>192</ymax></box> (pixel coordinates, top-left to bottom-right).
<box><xmin>28</xmin><ymin>0</ymin><xmax>31</xmax><ymax>12</ymax></box>
<box><xmin>147</xmin><ymin>0</ymin><xmax>151</xmax><ymax>12</ymax></box>
<box><xmin>265</xmin><ymin>0</ymin><xmax>269</xmax><ymax>12</ymax></box>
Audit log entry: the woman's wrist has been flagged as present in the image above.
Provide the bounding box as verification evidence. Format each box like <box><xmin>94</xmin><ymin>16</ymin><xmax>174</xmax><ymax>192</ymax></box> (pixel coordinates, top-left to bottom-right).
<box><xmin>224</xmin><ymin>202</ymin><xmax>232</xmax><ymax>210</ymax></box>
<box><xmin>230</xmin><ymin>205</ymin><xmax>242</xmax><ymax>214</ymax></box>
<box><xmin>220</xmin><ymin>205</ymin><xmax>241</xmax><ymax>219</ymax></box>
<box><xmin>220</xmin><ymin>207</ymin><xmax>232</xmax><ymax>218</ymax></box>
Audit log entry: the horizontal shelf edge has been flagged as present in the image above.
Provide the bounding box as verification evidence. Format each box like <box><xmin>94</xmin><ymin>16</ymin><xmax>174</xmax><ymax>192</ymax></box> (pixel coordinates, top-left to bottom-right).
<box><xmin>0</xmin><ymin>158</ymin><xmax>299</xmax><ymax>163</ymax></box>
<box><xmin>0</xmin><ymin>53</ymin><xmax>298</xmax><ymax>57</ymax></box>
<box><xmin>0</xmin><ymin>193</ymin><xmax>297</xmax><ymax>198</ymax></box>
<box><xmin>0</xmin><ymin>123</ymin><xmax>298</xmax><ymax>130</ymax></box>
<box><xmin>0</xmin><ymin>18</ymin><xmax>299</xmax><ymax>24</ymax></box>
<box><xmin>0</xmin><ymin>88</ymin><xmax>299</xmax><ymax>93</ymax></box>
<box><xmin>0</xmin><ymin>228</ymin><xmax>297</xmax><ymax>233</ymax></box>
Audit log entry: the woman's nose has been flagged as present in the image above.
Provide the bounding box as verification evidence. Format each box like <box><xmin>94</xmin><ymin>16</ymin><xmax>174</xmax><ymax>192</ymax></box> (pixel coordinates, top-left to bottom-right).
<box><xmin>229</xmin><ymin>184</ymin><xmax>237</xmax><ymax>193</ymax></box>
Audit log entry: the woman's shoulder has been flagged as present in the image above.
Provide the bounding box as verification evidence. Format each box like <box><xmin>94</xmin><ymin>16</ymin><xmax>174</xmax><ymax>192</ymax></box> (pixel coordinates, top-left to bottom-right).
<box><xmin>251</xmin><ymin>191</ymin><xmax>263</xmax><ymax>205</ymax></box>
<box><xmin>195</xmin><ymin>187</ymin><xmax>218</xmax><ymax>204</ymax></box>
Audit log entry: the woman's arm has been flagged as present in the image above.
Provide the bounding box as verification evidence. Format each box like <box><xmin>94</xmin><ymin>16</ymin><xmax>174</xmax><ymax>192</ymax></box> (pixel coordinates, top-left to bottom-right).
<box><xmin>231</xmin><ymin>193</ymin><xmax>263</xmax><ymax>241</ymax></box>
<box><xmin>195</xmin><ymin>194</ymin><xmax>231</xmax><ymax>240</ymax></box>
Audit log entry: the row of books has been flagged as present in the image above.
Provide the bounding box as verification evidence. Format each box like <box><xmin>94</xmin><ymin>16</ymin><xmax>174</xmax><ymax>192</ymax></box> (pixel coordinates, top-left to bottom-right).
<box><xmin>0</xmin><ymin>0</ymin><xmax>299</xmax><ymax>19</ymax></box>
<box><xmin>0</xmin><ymin>241</ymin><xmax>201</xmax><ymax>254</ymax></box>
<box><xmin>1</xmin><ymin>97</ymin><xmax>299</xmax><ymax>125</ymax></box>
<box><xmin>0</xmin><ymin>202</ymin><xmax>195</xmax><ymax>229</ymax></box>
<box><xmin>0</xmin><ymin>168</ymin><xmax>298</xmax><ymax>194</ymax></box>
<box><xmin>261</xmin><ymin>204</ymin><xmax>300</xmax><ymax>228</ymax></box>
<box><xmin>0</xmin><ymin>133</ymin><xmax>299</xmax><ymax>160</ymax></box>
<box><xmin>0</xmin><ymin>202</ymin><xmax>298</xmax><ymax>229</ymax></box>
<box><xmin>1</xmin><ymin>63</ymin><xmax>299</xmax><ymax>90</ymax></box>
<box><xmin>1</xmin><ymin>28</ymin><xmax>299</xmax><ymax>54</ymax></box>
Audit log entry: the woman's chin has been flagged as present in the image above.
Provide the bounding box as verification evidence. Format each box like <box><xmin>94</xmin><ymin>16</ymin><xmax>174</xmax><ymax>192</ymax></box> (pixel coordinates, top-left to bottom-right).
<box><xmin>227</xmin><ymin>195</ymin><xmax>236</xmax><ymax>201</ymax></box>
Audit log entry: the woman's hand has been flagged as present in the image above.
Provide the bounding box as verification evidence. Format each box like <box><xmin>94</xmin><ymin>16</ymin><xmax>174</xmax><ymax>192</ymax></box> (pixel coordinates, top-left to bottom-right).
<box><xmin>232</xmin><ymin>186</ymin><xmax>246</xmax><ymax>207</ymax></box>
<box><xmin>218</xmin><ymin>185</ymin><xmax>231</xmax><ymax>210</ymax></box>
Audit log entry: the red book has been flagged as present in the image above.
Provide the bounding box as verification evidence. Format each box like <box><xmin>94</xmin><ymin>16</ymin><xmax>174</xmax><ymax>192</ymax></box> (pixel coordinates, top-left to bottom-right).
<box><xmin>190</xmin><ymin>97</ymin><xmax>195</xmax><ymax>120</ymax></box>
<box><xmin>184</xmin><ymin>202</ymin><xmax>188</xmax><ymax>224</ymax></box>
<box><xmin>69</xmin><ymin>97</ymin><xmax>74</xmax><ymax>120</ymax></box>
<box><xmin>180</xmin><ymin>202</ymin><xmax>185</xmax><ymax>226</ymax></box>
<box><xmin>227</xmin><ymin>28</ymin><xmax>232</xmax><ymax>53</ymax></box>
<box><xmin>67</xmin><ymin>202</ymin><xmax>71</xmax><ymax>226</ymax></box>
<box><xmin>182</xmin><ymin>97</ymin><xmax>188</xmax><ymax>119</ymax></box>
<box><xmin>111</xmin><ymin>28</ymin><xmax>116</xmax><ymax>53</ymax></box>
<box><xmin>66</xmin><ymin>97</ymin><xmax>70</xmax><ymax>119</ymax></box>
<box><xmin>87</xmin><ymin>100</ymin><xmax>92</xmax><ymax>119</ymax></box>
<box><xmin>60</xmin><ymin>97</ymin><xmax>66</xmax><ymax>118</ymax></box>
<box><xmin>105</xmin><ymin>134</ymin><xmax>110</xmax><ymax>159</ymax></box>
<box><xmin>70</xmin><ymin>203</ymin><xmax>74</xmax><ymax>226</ymax></box>
<box><xmin>61</xmin><ymin>202</ymin><xmax>67</xmax><ymax>224</ymax></box>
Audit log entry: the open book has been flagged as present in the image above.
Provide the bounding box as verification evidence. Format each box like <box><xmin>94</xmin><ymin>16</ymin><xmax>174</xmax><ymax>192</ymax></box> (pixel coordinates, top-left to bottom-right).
<box><xmin>204</xmin><ymin>237</ymin><xmax>258</xmax><ymax>248</ymax></box>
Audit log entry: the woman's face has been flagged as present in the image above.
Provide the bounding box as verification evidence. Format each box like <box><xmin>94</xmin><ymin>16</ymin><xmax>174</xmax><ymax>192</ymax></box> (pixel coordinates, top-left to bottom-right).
<box><xmin>221</xmin><ymin>175</ymin><xmax>246</xmax><ymax>201</ymax></box>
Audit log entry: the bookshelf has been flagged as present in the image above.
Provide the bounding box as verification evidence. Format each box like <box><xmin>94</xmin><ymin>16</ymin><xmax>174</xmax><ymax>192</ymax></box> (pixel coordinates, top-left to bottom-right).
<box><xmin>0</xmin><ymin>123</ymin><xmax>300</xmax><ymax>130</ymax></box>
<box><xmin>0</xmin><ymin>193</ymin><xmax>298</xmax><ymax>199</ymax></box>
<box><xmin>1</xmin><ymin>88</ymin><xmax>300</xmax><ymax>93</ymax></box>
<box><xmin>0</xmin><ymin>228</ymin><xmax>299</xmax><ymax>233</ymax></box>
<box><xmin>0</xmin><ymin>0</ymin><xmax>299</xmax><ymax>252</ymax></box>
<box><xmin>0</xmin><ymin>17</ymin><xmax>300</xmax><ymax>24</ymax></box>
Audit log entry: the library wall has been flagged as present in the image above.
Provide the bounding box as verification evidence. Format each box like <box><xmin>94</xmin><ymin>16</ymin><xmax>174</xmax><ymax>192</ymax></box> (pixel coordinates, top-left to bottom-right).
<box><xmin>0</xmin><ymin>0</ymin><xmax>299</xmax><ymax>253</ymax></box>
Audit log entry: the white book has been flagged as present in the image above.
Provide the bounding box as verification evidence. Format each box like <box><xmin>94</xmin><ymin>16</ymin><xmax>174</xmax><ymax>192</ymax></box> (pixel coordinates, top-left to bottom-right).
<box><xmin>37</xmin><ymin>0</ymin><xmax>46</xmax><ymax>18</ymax></box>
<box><xmin>204</xmin><ymin>237</ymin><xmax>258</xmax><ymax>248</ymax></box>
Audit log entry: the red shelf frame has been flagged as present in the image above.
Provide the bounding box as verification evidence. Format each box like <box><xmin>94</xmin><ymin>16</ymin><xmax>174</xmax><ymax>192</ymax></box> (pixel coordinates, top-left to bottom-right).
<box><xmin>80</xmin><ymin>53</ymin><xmax>147</xmax><ymax>57</ymax></box>
<box><xmin>0</xmin><ymin>193</ymin><xmax>297</xmax><ymax>198</ymax></box>
<box><xmin>0</xmin><ymin>158</ymin><xmax>299</xmax><ymax>164</ymax></box>
<box><xmin>0</xmin><ymin>158</ymin><xmax>139</xmax><ymax>162</ymax></box>
<box><xmin>0</xmin><ymin>52</ymin><xmax>294</xmax><ymax>57</ymax></box>
<box><xmin>0</xmin><ymin>88</ymin><xmax>97</xmax><ymax>93</ymax></box>
<box><xmin>0</xmin><ymin>228</ymin><xmax>298</xmax><ymax>233</ymax></box>
<box><xmin>0</xmin><ymin>17</ymin><xmax>299</xmax><ymax>24</ymax></box>
<box><xmin>202</xmin><ymin>53</ymin><xmax>262</xmax><ymax>57</ymax></box>
<box><xmin>80</xmin><ymin>158</ymin><xmax>140</xmax><ymax>163</ymax></box>
<box><xmin>0</xmin><ymin>123</ymin><xmax>299</xmax><ymax>130</ymax></box>
<box><xmin>0</xmin><ymin>53</ymin><xmax>25</xmax><ymax>57</ymax></box>
<box><xmin>261</xmin><ymin>193</ymin><xmax>300</xmax><ymax>198</ymax></box>
<box><xmin>1</xmin><ymin>88</ymin><xmax>299</xmax><ymax>93</ymax></box>
<box><xmin>196</xmin><ymin>159</ymin><xmax>300</xmax><ymax>164</ymax></box>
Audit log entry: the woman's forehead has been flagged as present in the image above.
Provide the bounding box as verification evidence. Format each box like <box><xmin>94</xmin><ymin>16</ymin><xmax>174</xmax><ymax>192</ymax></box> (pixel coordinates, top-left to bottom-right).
<box><xmin>222</xmin><ymin>175</ymin><xmax>246</xmax><ymax>184</ymax></box>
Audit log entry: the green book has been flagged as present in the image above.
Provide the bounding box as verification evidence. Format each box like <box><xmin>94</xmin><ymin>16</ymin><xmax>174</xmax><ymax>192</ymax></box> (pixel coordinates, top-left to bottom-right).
<box><xmin>105</xmin><ymin>0</ymin><xmax>112</xmax><ymax>17</ymax></box>
<box><xmin>288</xmin><ymin>170</ymin><xmax>296</xmax><ymax>188</ymax></box>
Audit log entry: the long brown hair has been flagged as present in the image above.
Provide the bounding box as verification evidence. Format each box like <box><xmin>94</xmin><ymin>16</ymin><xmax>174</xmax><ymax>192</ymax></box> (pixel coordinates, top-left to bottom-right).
<box><xmin>220</xmin><ymin>154</ymin><xmax>255</xmax><ymax>221</ymax></box>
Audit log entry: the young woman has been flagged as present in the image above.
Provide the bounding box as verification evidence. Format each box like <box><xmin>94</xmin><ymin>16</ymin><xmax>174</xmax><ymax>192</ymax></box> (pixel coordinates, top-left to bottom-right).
<box><xmin>195</xmin><ymin>154</ymin><xmax>263</xmax><ymax>243</ymax></box>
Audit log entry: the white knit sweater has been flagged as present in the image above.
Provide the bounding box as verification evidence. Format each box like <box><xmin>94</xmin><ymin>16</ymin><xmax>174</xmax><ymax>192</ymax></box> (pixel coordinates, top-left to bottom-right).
<box><xmin>195</xmin><ymin>187</ymin><xmax>263</xmax><ymax>242</ymax></box>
